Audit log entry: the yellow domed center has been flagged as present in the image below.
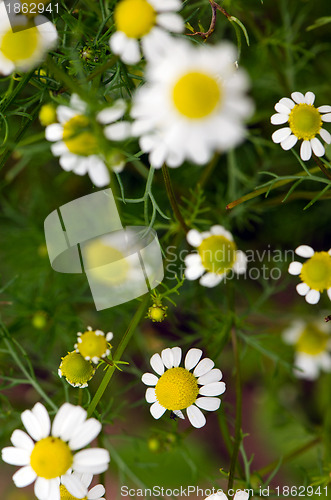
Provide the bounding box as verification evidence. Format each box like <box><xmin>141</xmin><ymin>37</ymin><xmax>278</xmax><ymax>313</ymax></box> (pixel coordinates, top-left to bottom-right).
<box><xmin>155</xmin><ymin>367</ymin><xmax>199</xmax><ymax>411</ymax></box>
<box><xmin>114</xmin><ymin>0</ymin><xmax>156</xmax><ymax>38</ymax></box>
<box><xmin>172</xmin><ymin>72</ymin><xmax>221</xmax><ymax>120</ymax></box>
<box><xmin>30</xmin><ymin>437</ymin><xmax>73</xmax><ymax>479</ymax></box>
<box><xmin>78</xmin><ymin>331</ymin><xmax>108</xmax><ymax>359</ymax></box>
<box><xmin>296</xmin><ymin>324</ymin><xmax>329</xmax><ymax>355</ymax></box>
<box><xmin>1</xmin><ymin>25</ymin><xmax>39</xmax><ymax>63</ymax></box>
<box><xmin>289</xmin><ymin>104</ymin><xmax>322</xmax><ymax>140</ymax></box>
<box><xmin>60</xmin><ymin>351</ymin><xmax>95</xmax><ymax>385</ymax></box>
<box><xmin>60</xmin><ymin>484</ymin><xmax>87</xmax><ymax>500</ymax></box>
<box><xmin>198</xmin><ymin>235</ymin><xmax>236</xmax><ymax>275</ymax></box>
<box><xmin>63</xmin><ymin>115</ymin><xmax>98</xmax><ymax>156</ymax></box>
<box><xmin>300</xmin><ymin>251</ymin><xmax>331</xmax><ymax>292</ymax></box>
<box><xmin>84</xmin><ymin>239</ymin><xmax>130</xmax><ymax>285</ymax></box>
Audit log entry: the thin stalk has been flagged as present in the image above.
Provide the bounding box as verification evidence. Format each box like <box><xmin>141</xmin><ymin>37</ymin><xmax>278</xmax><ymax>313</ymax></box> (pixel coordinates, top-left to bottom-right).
<box><xmin>87</xmin><ymin>295</ymin><xmax>149</xmax><ymax>417</ymax></box>
<box><xmin>313</xmin><ymin>154</ymin><xmax>331</xmax><ymax>181</ymax></box>
<box><xmin>162</xmin><ymin>164</ymin><xmax>189</xmax><ymax>233</ymax></box>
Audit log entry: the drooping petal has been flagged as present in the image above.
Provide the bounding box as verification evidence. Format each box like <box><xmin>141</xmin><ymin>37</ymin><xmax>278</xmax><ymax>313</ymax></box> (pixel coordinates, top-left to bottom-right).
<box><xmin>184</xmin><ymin>348</ymin><xmax>202</xmax><ymax>371</ymax></box>
<box><xmin>141</xmin><ymin>373</ymin><xmax>159</xmax><ymax>386</ymax></box>
<box><xmin>150</xmin><ymin>402</ymin><xmax>167</xmax><ymax>419</ymax></box>
<box><xmin>195</xmin><ymin>397</ymin><xmax>221</xmax><ymax>411</ymax></box>
<box><xmin>305</xmin><ymin>289</ymin><xmax>320</xmax><ymax>304</ymax></box>
<box><xmin>150</xmin><ymin>353</ymin><xmax>164</xmax><ymax>375</ymax></box>
<box><xmin>295</xmin><ymin>245</ymin><xmax>314</xmax><ymax>258</ymax></box>
<box><xmin>186</xmin><ymin>405</ymin><xmax>206</xmax><ymax>428</ymax></box>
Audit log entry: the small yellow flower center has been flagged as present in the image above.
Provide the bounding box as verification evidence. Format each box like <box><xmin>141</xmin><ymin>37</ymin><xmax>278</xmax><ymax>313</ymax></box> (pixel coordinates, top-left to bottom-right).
<box><xmin>155</xmin><ymin>367</ymin><xmax>199</xmax><ymax>411</ymax></box>
<box><xmin>300</xmin><ymin>251</ymin><xmax>331</xmax><ymax>292</ymax></box>
<box><xmin>84</xmin><ymin>239</ymin><xmax>130</xmax><ymax>285</ymax></box>
<box><xmin>78</xmin><ymin>331</ymin><xmax>108</xmax><ymax>359</ymax></box>
<box><xmin>296</xmin><ymin>324</ymin><xmax>329</xmax><ymax>355</ymax></box>
<box><xmin>0</xmin><ymin>25</ymin><xmax>38</xmax><ymax>63</ymax></box>
<box><xmin>60</xmin><ymin>484</ymin><xmax>87</xmax><ymax>500</ymax></box>
<box><xmin>289</xmin><ymin>104</ymin><xmax>322</xmax><ymax>140</ymax></box>
<box><xmin>60</xmin><ymin>351</ymin><xmax>95</xmax><ymax>386</ymax></box>
<box><xmin>30</xmin><ymin>437</ymin><xmax>73</xmax><ymax>479</ymax></box>
<box><xmin>198</xmin><ymin>235</ymin><xmax>237</xmax><ymax>275</ymax></box>
<box><xmin>63</xmin><ymin>115</ymin><xmax>98</xmax><ymax>156</ymax></box>
<box><xmin>39</xmin><ymin>103</ymin><xmax>57</xmax><ymax>127</ymax></box>
<box><xmin>114</xmin><ymin>0</ymin><xmax>156</xmax><ymax>38</ymax></box>
<box><xmin>148</xmin><ymin>305</ymin><xmax>167</xmax><ymax>322</ymax></box>
<box><xmin>172</xmin><ymin>72</ymin><xmax>221</xmax><ymax>119</ymax></box>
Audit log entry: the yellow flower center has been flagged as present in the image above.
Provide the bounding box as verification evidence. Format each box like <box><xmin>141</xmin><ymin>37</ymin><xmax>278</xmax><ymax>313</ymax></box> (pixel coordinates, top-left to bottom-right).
<box><xmin>30</xmin><ymin>437</ymin><xmax>73</xmax><ymax>479</ymax></box>
<box><xmin>114</xmin><ymin>0</ymin><xmax>156</xmax><ymax>38</ymax></box>
<box><xmin>155</xmin><ymin>367</ymin><xmax>199</xmax><ymax>411</ymax></box>
<box><xmin>198</xmin><ymin>235</ymin><xmax>236</xmax><ymax>275</ymax></box>
<box><xmin>78</xmin><ymin>331</ymin><xmax>108</xmax><ymax>359</ymax></box>
<box><xmin>300</xmin><ymin>251</ymin><xmax>331</xmax><ymax>292</ymax></box>
<box><xmin>296</xmin><ymin>324</ymin><xmax>329</xmax><ymax>355</ymax></box>
<box><xmin>63</xmin><ymin>115</ymin><xmax>98</xmax><ymax>156</ymax></box>
<box><xmin>60</xmin><ymin>484</ymin><xmax>87</xmax><ymax>500</ymax></box>
<box><xmin>148</xmin><ymin>305</ymin><xmax>167</xmax><ymax>322</ymax></box>
<box><xmin>0</xmin><ymin>25</ymin><xmax>38</xmax><ymax>63</ymax></box>
<box><xmin>60</xmin><ymin>351</ymin><xmax>95</xmax><ymax>386</ymax></box>
<box><xmin>289</xmin><ymin>104</ymin><xmax>322</xmax><ymax>140</ymax></box>
<box><xmin>39</xmin><ymin>103</ymin><xmax>57</xmax><ymax>127</ymax></box>
<box><xmin>172</xmin><ymin>72</ymin><xmax>221</xmax><ymax>120</ymax></box>
<box><xmin>84</xmin><ymin>239</ymin><xmax>130</xmax><ymax>285</ymax></box>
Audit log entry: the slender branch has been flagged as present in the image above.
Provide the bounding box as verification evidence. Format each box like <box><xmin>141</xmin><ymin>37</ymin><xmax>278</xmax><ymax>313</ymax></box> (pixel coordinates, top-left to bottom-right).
<box><xmin>313</xmin><ymin>154</ymin><xmax>331</xmax><ymax>180</ymax></box>
<box><xmin>162</xmin><ymin>164</ymin><xmax>190</xmax><ymax>233</ymax></box>
<box><xmin>187</xmin><ymin>0</ymin><xmax>231</xmax><ymax>39</ymax></box>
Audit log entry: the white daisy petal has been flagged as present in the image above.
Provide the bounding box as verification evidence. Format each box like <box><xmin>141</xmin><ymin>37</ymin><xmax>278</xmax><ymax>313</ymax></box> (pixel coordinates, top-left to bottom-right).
<box><xmin>104</xmin><ymin>122</ymin><xmax>131</xmax><ymax>141</ymax></box>
<box><xmin>32</xmin><ymin>402</ymin><xmax>51</xmax><ymax>439</ymax></box>
<box><xmin>279</xmin><ymin>97</ymin><xmax>295</xmax><ymax>109</ymax></box>
<box><xmin>185</xmin><ymin>348</ymin><xmax>203</xmax><ymax>371</ymax></box>
<box><xmin>232</xmin><ymin>250</ymin><xmax>247</xmax><ymax>274</ymax></box>
<box><xmin>195</xmin><ymin>397</ymin><xmax>221</xmax><ymax>411</ymax></box>
<box><xmin>1</xmin><ymin>447</ymin><xmax>31</xmax><ymax>466</ymax></box>
<box><xmin>21</xmin><ymin>409</ymin><xmax>43</xmax><ymax>441</ymax></box>
<box><xmin>57</xmin><ymin>105</ymin><xmax>76</xmax><ymax>123</ymax></box>
<box><xmin>59</xmin><ymin>153</ymin><xmax>78</xmax><ymax>171</ymax></box>
<box><xmin>48</xmin><ymin>478</ymin><xmax>61</xmax><ymax>500</ymax></box>
<box><xmin>310</xmin><ymin>137</ymin><xmax>325</xmax><ymax>157</ymax></box>
<box><xmin>52</xmin><ymin>404</ymin><xmax>86</xmax><ymax>440</ymax></box>
<box><xmin>210</xmin><ymin>225</ymin><xmax>227</xmax><ymax>236</ymax></box>
<box><xmin>97</xmin><ymin>100</ymin><xmax>126</xmax><ymax>124</ymax></box>
<box><xmin>318</xmin><ymin>105</ymin><xmax>331</xmax><ymax>113</ymax></box>
<box><xmin>161</xmin><ymin>347</ymin><xmax>174</xmax><ymax>369</ymax></box>
<box><xmin>34</xmin><ymin>477</ymin><xmax>50</xmax><ymax>499</ymax></box>
<box><xmin>87</xmin><ymin>157</ymin><xmax>110</xmax><ymax>187</ymax></box>
<box><xmin>319</xmin><ymin>128</ymin><xmax>331</xmax><ymax>144</ymax></box>
<box><xmin>305</xmin><ymin>289</ymin><xmax>320</xmax><ymax>304</ymax></box>
<box><xmin>150</xmin><ymin>401</ymin><xmax>167</xmax><ymax>419</ymax></box>
<box><xmin>150</xmin><ymin>353</ymin><xmax>164</xmax><ymax>375</ymax></box>
<box><xmin>172</xmin><ymin>410</ymin><xmax>185</xmax><ymax>419</ymax></box>
<box><xmin>88</xmin><ymin>485</ymin><xmax>106</xmax><ymax>499</ymax></box>
<box><xmin>186</xmin><ymin>405</ymin><xmax>206</xmax><ymax>428</ymax></box>
<box><xmin>295</xmin><ymin>245</ymin><xmax>314</xmax><ymax>258</ymax></box>
<box><xmin>288</xmin><ymin>261</ymin><xmax>302</xmax><ymax>275</ymax></box>
<box><xmin>73</xmin><ymin>449</ymin><xmax>110</xmax><ymax>474</ymax></box>
<box><xmin>184</xmin><ymin>253</ymin><xmax>202</xmax><ymax>267</ymax></box>
<box><xmin>122</xmin><ymin>38</ymin><xmax>141</xmax><ymax>65</ymax></box>
<box><xmin>145</xmin><ymin>388</ymin><xmax>157</xmax><ymax>403</ymax></box>
<box><xmin>270</xmin><ymin>113</ymin><xmax>289</xmax><ymax>125</ymax></box>
<box><xmin>271</xmin><ymin>127</ymin><xmax>291</xmax><ymax>144</ymax></box>
<box><xmin>110</xmin><ymin>31</ymin><xmax>127</xmax><ymax>55</ymax></box>
<box><xmin>171</xmin><ymin>347</ymin><xmax>182</xmax><ymax>367</ymax></box>
<box><xmin>45</xmin><ymin>123</ymin><xmax>63</xmax><ymax>142</ymax></box>
<box><xmin>142</xmin><ymin>373</ymin><xmax>159</xmax><ymax>386</ymax></box>
<box><xmin>321</xmin><ymin>113</ymin><xmax>331</xmax><ymax>122</ymax></box>
<box><xmin>328</xmin><ymin>288</ymin><xmax>331</xmax><ymax>301</ymax></box>
<box><xmin>304</xmin><ymin>91</ymin><xmax>315</xmax><ymax>105</ymax></box>
<box><xmin>199</xmin><ymin>381</ymin><xmax>226</xmax><ymax>396</ymax></box>
<box><xmin>69</xmin><ymin>419</ymin><xmax>102</xmax><ymax>451</ymax></box>
<box><xmin>12</xmin><ymin>465</ymin><xmax>37</xmax><ymax>487</ymax></box>
<box><xmin>281</xmin><ymin>134</ymin><xmax>298</xmax><ymax>150</ymax></box>
<box><xmin>197</xmin><ymin>368</ymin><xmax>223</xmax><ymax>385</ymax></box>
<box><xmin>62</xmin><ymin>474</ymin><xmax>87</xmax><ymax>498</ymax></box>
<box><xmin>156</xmin><ymin>12</ymin><xmax>184</xmax><ymax>32</ymax></box>
<box><xmin>274</xmin><ymin>102</ymin><xmax>291</xmax><ymax>115</ymax></box>
<box><xmin>234</xmin><ymin>492</ymin><xmax>250</xmax><ymax>500</ymax></box>
<box><xmin>199</xmin><ymin>272</ymin><xmax>223</xmax><ymax>288</ymax></box>
<box><xmin>184</xmin><ymin>263</ymin><xmax>205</xmax><ymax>280</ymax></box>
<box><xmin>186</xmin><ymin>229</ymin><xmax>202</xmax><ymax>247</ymax></box>
<box><xmin>296</xmin><ymin>282</ymin><xmax>310</xmax><ymax>296</ymax></box>
<box><xmin>291</xmin><ymin>91</ymin><xmax>305</xmax><ymax>104</ymax></box>
<box><xmin>193</xmin><ymin>357</ymin><xmax>215</xmax><ymax>377</ymax></box>
<box><xmin>10</xmin><ymin>429</ymin><xmax>34</xmax><ymax>452</ymax></box>
<box><xmin>300</xmin><ymin>140</ymin><xmax>312</xmax><ymax>161</ymax></box>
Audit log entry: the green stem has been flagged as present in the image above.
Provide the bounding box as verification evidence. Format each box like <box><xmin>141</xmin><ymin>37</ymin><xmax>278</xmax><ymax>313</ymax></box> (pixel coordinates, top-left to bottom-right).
<box><xmin>162</xmin><ymin>164</ymin><xmax>189</xmax><ymax>233</ymax></box>
<box><xmin>87</xmin><ymin>295</ymin><xmax>149</xmax><ymax>417</ymax></box>
<box><xmin>0</xmin><ymin>71</ymin><xmax>35</xmax><ymax>114</ymax></box>
<box><xmin>86</xmin><ymin>56</ymin><xmax>118</xmax><ymax>82</ymax></box>
<box><xmin>313</xmin><ymin>154</ymin><xmax>331</xmax><ymax>181</ymax></box>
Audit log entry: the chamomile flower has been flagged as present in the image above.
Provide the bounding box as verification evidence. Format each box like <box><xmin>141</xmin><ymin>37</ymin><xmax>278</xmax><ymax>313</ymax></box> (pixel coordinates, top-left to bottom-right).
<box><xmin>0</xmin><ymin>4</ymin><xmax>57</xmax><ymax>75</ymax></box>
<box><xmin>131</xmin><ymin>39</ymin><xmax>253</xmax><ymax>167</ymax></box>
<box><xmin>45</xmin><ymin>95</ymin><xmax>130</xmax><ymax>187</ymax></box>
<box><xmin>1</xmin><ymin>402</ymin><xmax>110</xmax><ymax>500</ymax></box>
<box><xmin>283</xmin><ymin>320</ymin><xmax>331</xmax><ymax>380</ymax></box>
<box><xmin>271</xmin><ymin>91</ymin><xmax>331</xmax><ymax>161</ymax></box>
<box><xmin>288</xmin><ymin>245</ymin><xmax>331</xmax><ymax>304</ymax></box>
<box><xmin>109</xmin><ymin>0</ymin><xmax>184</xmax><ymax>64</ymax></box>
<box><xmin>184</xmin><ymin>225</ymin><xmax>247</xmax><ymax>288</ymax></box>
<box><xmin>58</xmin><ymin>351</ymin><xmax>96</xmax><ymax>388</ymax></box>
<box><xmin>205</xmin><ymin>491</ymin><xmax>250</xmax><ymax>500</ymax></box>
<box><xmin>142</xmin><ymin>347</ymin><xmax>226</xmax><ymax>428</ymax></box>
<box><xmin>60</xmin><ymin>472</ymin><xmax>106</xmax><ymax>500</ymax></box>
<box><xmin>75</xmin><ymin>326</ymin><xmax>113</xmax><ymax>364</ymax></box>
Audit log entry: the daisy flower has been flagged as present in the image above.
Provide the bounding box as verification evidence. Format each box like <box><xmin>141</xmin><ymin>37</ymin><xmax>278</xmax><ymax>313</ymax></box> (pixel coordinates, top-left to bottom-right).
<box><xmin>75</xmin><ymin>326</ymin><xmax>113</xmax><ymax>364</ymax></box>
<box><xmin>184</xmin><ymin>225</ymin><xmax>247</xmax><ymax>288</ymax></box>
<box><xmin>288</xmin><ymin>245</ymin><xmax>331</xmax><ymax>304</ymax></box>
<box><xmin>271</xmin><ymin>91</ymin><xmax>331</xmax><ymax>161</ymax></box>
<box><xmin>45</xmin><ymin>95</ymin><xmax>130</xmax><ymax>187</ymax></box>
<box><xmin>58</xmin><ymin>351</ymin><xmax>96</xmax><ymax>388</ymax></box>
<box><xmin>60</xmin><ymin>472</ymin><xmax>106</xmax><ymax>500</ymax></box>
<box><xmin>1</xmin><ymin>402</ymin><xmax>110</xmax><ymax>500</ymax></box>
<box><xmin>205</xmin><ymin>491</ymin><xmax>250</xmax><ymax>500</ymax></box>
<box><xmin>283</xmin><ymin>319</ymin><xmax>331</xmax><ymax>380</ymax></box>
<box><xmin>142</xmin><ymin>347</ymin><xmax>226</xmax><ymax>428</ymax></box>
<box><xmin>131</xmin><ymin>39</ymin><xmax>253</xmax><ymax>168</ymax></box>
<box><xmin>109</xmin><ymin>0</ymin><xmax>184</xmax><ymax>65</ymax></box>
<box><xmin>0</xmin><ymin>5</ymin><xmax>57</xmax><ymax>75</ymax></box>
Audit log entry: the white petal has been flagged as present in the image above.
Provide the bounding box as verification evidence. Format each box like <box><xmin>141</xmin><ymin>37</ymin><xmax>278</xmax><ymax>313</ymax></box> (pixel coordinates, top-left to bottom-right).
<box><xmin>1</xmin><ymin>447</ymin><xmax>30</xmax><ymax>466</ymax></box>
<box><xmin>300</xmin><ymin>139</ymin><xmax>312</xmax><ymax>161</ymax></box>
<box><xmin>57</xmin><ymin>105</ymin><xmax>76</xmax><ymax>123</ymax></box>
<box><xmin>48</xmin><ymin>478</ymin><xmax>61</xmax><ymax>500</ymax></box>
<box><xmin>150</xmin><ymin>353</ymin><xmax>164</xmax><ymax>375</ymax></box>
<box><xmin>34</xmin><ymin>477</ymin><xmax>50</xmax><ymax>499</ymax></box>
<box><xmin>234</xmin><ymin>492</ymin><xmax>250</xmax><ymax>500</ymax></box>
<box><xmin>199</xmin><ymin>382</ymin><xmax>226</xmax><ymax>396</ymax></box>
<box><xmin>10</xmin><ymin>430</ymin><xmax>34</xmax><ymax>452</ymax></box>
<box><xmin>199</xmin><ymin>272</ymin><xmax>223</xmax><ymax>288</ymax></box>
<box><xmin>69</xmin><ymin>419</ymin><xmax>102</xmax><ymax>450</ymax></box>
<box><xmin>52</xmin><ymin>404</ymin><xmax>86</xmax><ymax>441</ymax></box>
<box><xmin>12</xmin><ymin>465</ymin><xmax>37</xmax><ymax>487</ymax></box>
<box><xmin>291</xmin><ymin>91</ymin><xmax>305</xmax><ymax>104</ymax></box>
<box><xmin>145</xmin><ymin>388</ymin><xmax>157</xmax><ymax>403</ymax></box>
<box><xmin>161</xmin><ymin>347</ymin><xmax>174</xmax><ymax>368</ymax></box>
<box><xmin>271</xmin><ymin>127</ymin><xmax>291</xmax><ymax>144</ymax></box>
<box><xmin>141</xmin><ymin>373</ymin><xmax>158</xmax><ymax>386</ymax></box>
<box><xmin>70</xmin><ymin>94</ymin><xmax>87</xmax><ymax>113</ymax></box>
<box><xmin>305</xmin><ymin>289</ymin><xmax>320</xmax><ymax>304</ymax></box>
<box><xmin>73</xmin><ymin>449</ymin><xmax>110</xmax><ymax>473</ymax></box>
<box><xmin>186</xmin><ymin>229</ymin><xmax>202</xmax><ymax>247</ymax></box>
<box><xmin>45</xmin><ymin>123</ymin><xmax>63</xmax><ymax>142</ymax></box>
<box><xmin>270</xmin><ymin>113</ymin><xmax>289</xmax><ymax>125</ymax></box>
<box><xmin>156</xmin><ymin>13</ymin><xmax>184</xmax><ymax>33</ymax></box>
<box><xmin>184</xmin><ymin>253</ymin><xmax>202</xmax><ymax>267</ymax></box>
<box><xmin>288</xmin><ymin>261</ymin><xmax>302</xmax><ymax>275</ymax></box>
<box><xmin>197</xmin><ymin>368</ymin><xmax>223</xmax><ymax>385</ymax></box>
<box><xmin>184</xmin><ymin>263</ymin><xmax>205</xmax><ymax>280</ymax></box>
<box><xmin>171</xmin><ymin>347</ymin><xmax>182</xmax><ymax>367</ymax></box>
<box><xmin>193</xmin><ymin>358</ymin><xmax>214</xmax><ymax>377</ymax></box>
<box><xmin>59</xmin><ymin>153</ymin><xmax>78</xmax><ymax>171</ymax></box>
<box><xmin>296</xmin><ymin>282</ymin><xmax>310</xmax><ymax>296</ymax></box>
<box><xmin>104</xmin><ymin>122</ymin><xmax>131</xmax><ymax>141</ymax></box>
<box><xmin>97</xmin><ymin>100</ymin><xmax>126</xmax><ymax>124</ymax></box>
<box><xmin>109</xmin><ymin>31</ymin><xmax>127</xmax><ymax>54</ymax></box>
<box><xmin>232</xmin><ymin>250</ymin><xmax>247</xmax><ymax>274</ymax></box>
<box><xmin>186</xmin><ymin>405</ymin><xmax>206</xmax><ymax>428</ymax></box>
<box><xmin>304</xmin><ymin>91</ymin><xmax>315</xmax><ymax>105</ymax></box>
<box><xmin>185</xmin><ymin>348</ymin><xmax>203</xmax><ymax>371</ymax></box>
<box><xmin>321</xmin><ymin>113</ymin><xmax>331</xmax><ymax>122</ymax></box>
<box><xmin>279</xmin><ymin>97</ymin><xmax>295</xmax><ymax>109</ymax></box>
<box><xmin>172</xmin><ymin>410</ymin><xmax>185</xmax><ymax>419</ymax></box>
<box><xmin>32</xmin><ymin>403</ymin><xmax>51</xmax><ymax>439</ymax></box>
<box><xmin>274</xmin><ymin>102</ymin><xmax>291</xmax><ymax>115</ymax></box>
<box><xmin>88</xmin><ymin>485</ymin><xmax>106</xmax><ymax>499</ymax></box>
<box><xmin>328</xmin><ymin>288</ymin><xmax>331</xmax><ymax>301</ymax></box>
<box><xmin>21</xmin><ymin>409</ymin><xmax>43</xmax><ymax>441</ymax></box>
<box><xmin>51</xmin><ymin>141</ymin><xmax>68</xmax><ymax>156</ymax></box>
<box><xmin>311</xmin><ymin>137</ymin><xmax>325</xmax><ymax>157</ymax></box>
<box><xmin>62</xmin><ymin>474</ymin><xmax>87</xmax><ymax>498</ymax></box>
<box><xmin>121</xmin><ymin>38</ymin><xmax>141</xmax><ymax>65</ymax></box>
<box><xmin>295</xmin><ymin>245</ymin><xmax>314</xmax><ymax>258</ymax></box>
<box><xmin>318</xmin><ymin>105</ymin><xmax>331</xmax><ymax>113</ymax></box>
<box><xmin>281</xmin><ymin>134</ymin><xmax>297</xmax><ymax>150</ymax></box>
<box><xmin>210</xmin><ymin>225</ymin><xmax>227</xmax><ymax>236</ymax></box>
<box><xmin>87</xmin><ymin>158</ymin><xmax>110</xmax><ymax>187</ymax></box>
<box><xmin>195</xmin><ymin>397</ymin><xmax>221</xmax><ymax>411</ymax></box>
<box><xmin>150</xmin><ymin>402</ymin><xmax>166</xmax><ymax>419</ymax></box>
<box><xmin>319</xmin><ymin>128</ymin><xmax>331</xmax><ymax>144</ymax></box>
